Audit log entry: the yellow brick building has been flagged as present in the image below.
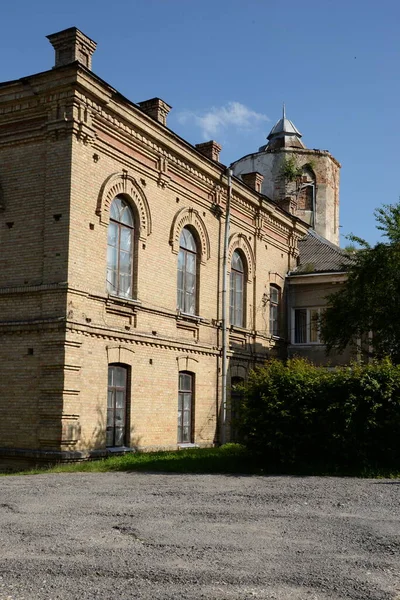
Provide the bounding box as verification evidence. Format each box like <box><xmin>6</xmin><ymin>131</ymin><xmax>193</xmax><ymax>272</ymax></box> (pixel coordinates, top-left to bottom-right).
<box><xmin>0</xmin><ymin>28</ymin><xmax>309</xmax><ymax>468</ymax></box>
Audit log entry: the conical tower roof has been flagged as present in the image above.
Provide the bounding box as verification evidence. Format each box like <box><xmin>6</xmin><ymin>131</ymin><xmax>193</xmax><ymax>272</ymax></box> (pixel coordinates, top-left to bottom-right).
<box><xmin>262</xmin><ymin>105</ymin><xmax>305</xmax><ymax>150</ymax></box>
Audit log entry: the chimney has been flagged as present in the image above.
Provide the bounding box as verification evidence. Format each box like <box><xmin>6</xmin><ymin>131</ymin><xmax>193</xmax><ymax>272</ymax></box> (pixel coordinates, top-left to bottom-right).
<box><xmin>138</xmin><ymin>98</ymin><xmax>172</xmax><ymax>126</ymax></box>
<box><xmin>195</xmin><ymin>141</ymin><xmax>222</xmax><ymax>162</ymax></box>
<box><xmin>279</xmin><ymin>196</ymin><xmax>298</xmax><ymax>214</ymax></box>
<box><xmin>47</xmin><ymin>27</ymin><xmax>97</xmax><ymax>70</ymax></box>
<box><xmin>241</xmin><ymin>172</ymin><xmax>264</xmax><ymax>193</ymax></box>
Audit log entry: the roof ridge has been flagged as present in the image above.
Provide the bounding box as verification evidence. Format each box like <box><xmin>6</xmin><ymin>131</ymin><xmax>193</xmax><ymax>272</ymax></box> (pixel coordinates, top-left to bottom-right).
<box><xmin>307</xmin><ymin>230</ymin><xmax>349</xmax><ymax>256</ymax></box>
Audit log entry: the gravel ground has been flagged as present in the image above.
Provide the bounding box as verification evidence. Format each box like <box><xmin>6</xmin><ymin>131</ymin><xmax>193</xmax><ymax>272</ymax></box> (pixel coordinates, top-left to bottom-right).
<box><xmin>0</xmin><ymin>473</ymin><xmax>399</xmax><ymax>600</ymax></box>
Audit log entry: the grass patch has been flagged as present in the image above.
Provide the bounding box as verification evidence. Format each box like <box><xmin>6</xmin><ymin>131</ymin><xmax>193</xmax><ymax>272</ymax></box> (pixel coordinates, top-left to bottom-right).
<box><xmin>5</xmin><ymin>444</ymin><xmax>259</xmax><ymax>476</ymax></box>
<box><xmin>3</xmin><ymin>444</ymin><xmax>400</xmax><ymax>478</ymax></box>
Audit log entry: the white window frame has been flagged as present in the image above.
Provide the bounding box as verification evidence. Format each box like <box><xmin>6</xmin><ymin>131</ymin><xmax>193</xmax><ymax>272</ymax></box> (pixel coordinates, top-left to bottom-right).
<box><xmin>269</xmin><ymin>284</ymin><xmax>281</xmax><ymax>337</ymax></box>
<box><xmin>291</xmin><ymin>307</ymin><xmax>323</xmax><ymax>345</ymax></box>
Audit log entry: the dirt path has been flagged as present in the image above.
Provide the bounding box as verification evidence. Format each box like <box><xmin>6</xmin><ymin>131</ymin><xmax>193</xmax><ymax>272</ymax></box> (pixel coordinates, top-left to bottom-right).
<box><xmin>0</xmin><ymin>473</ymin><xmax>399</xmax><ymax>599</ymax></box>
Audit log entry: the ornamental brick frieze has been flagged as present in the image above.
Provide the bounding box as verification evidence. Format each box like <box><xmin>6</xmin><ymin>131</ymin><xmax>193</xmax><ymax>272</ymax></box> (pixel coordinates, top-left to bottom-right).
<box><xmin>91</xmin><ymin>103</ymin><xmax>220</xmax><ymax>188</ymax></box>
<box><xmin>208</xmin><ymin>183</ymin><xmax>224</xmax><ymax>210</ymax></box>
<box><xmin>262</xmin><ymin>232</ymin><xmax>292</xmax><ymax>255</ymax></box>
<box><xmin>44</xmin><ymin>97</ymin><xmax>96</xmax><ymax>144</ymax></box>
<box><xmin>66</xmin><ymin>324</ymin><xmax>219</xmax><ymax>356</ymax></box>
<box><xmin>255</xmin><ymin>213</ymin><xmax>264</xmax><ymax>240</ymax></box>
<box><xmin>287</xmin><ymin>232</ymin><xmax>300</xmax><ymax>258</ymax></box>
<box><xmin>157</xmin><ymin>154</ymin><xmax>171</xmax><ymax>189</ymax></box>
<box><xmin>263</xmin><ymin>211</ymin><xmax>291</xmax><ymax>236</ymax></box>
<box><xmin>70</xmin><ymin>98</ymin><xmax>97</xmax><ymax>145</ymax></box>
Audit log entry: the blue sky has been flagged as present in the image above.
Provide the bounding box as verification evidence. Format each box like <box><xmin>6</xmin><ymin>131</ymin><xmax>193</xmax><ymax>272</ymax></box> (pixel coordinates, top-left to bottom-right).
<box><xmin>1</xmin><ymin>0</ymin><xmax>399</xmax><ymax>246</ymax></box>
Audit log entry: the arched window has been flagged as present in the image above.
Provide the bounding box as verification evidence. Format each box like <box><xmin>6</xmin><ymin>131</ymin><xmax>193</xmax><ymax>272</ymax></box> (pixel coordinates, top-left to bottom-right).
<box><xmin>107</xmin><ymin>196</ymin><xmax>134</xmax><ymax>298</ymax></box>
<box><xmin>269</xmin><ymin>285</ymin><xmax>281</xmax><ymax>336</ymax></box>
<box><xmin>177</xmin><ymin>227</ymin><xmax>197</xmax><ymax>315</ymax></box>
<box><xmin>178</xmin><ymin>371</ymin><xmax>194</xmax><ymax>443</ymax></box>
<box><xmin>230</xmin><ymin>250</ymin><xmax>245</xmax><ymax>327</ymax></box>
<box><xmin>107</xmin><ymin>364</ymin><xmax>130</xmax><ymax>447</ymax></box>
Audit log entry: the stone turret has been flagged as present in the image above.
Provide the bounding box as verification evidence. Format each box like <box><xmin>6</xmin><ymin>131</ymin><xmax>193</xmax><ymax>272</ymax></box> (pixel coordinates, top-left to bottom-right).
<box><xmin>231</xmin><ymin>106</ymin><xmax>341</xmax><ymax>245</ymax></box>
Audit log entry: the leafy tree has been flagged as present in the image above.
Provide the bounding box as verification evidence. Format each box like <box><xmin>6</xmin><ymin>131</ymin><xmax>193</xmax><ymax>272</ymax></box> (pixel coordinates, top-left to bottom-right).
<box><xmin>320</xmin><ymin>203</ymin><xmax>400</xmax><ymax>363</ymax></box>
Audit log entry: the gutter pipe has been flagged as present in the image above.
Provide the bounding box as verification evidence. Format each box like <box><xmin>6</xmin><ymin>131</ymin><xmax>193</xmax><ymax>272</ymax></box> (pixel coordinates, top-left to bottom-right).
<box><xmin>221</xmin><ymin>167</ymin><xmax>232</xmax><ymax>445</ymax></box>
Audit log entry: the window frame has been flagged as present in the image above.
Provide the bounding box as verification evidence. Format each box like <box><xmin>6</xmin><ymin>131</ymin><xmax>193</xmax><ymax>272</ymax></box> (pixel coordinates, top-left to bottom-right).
<box><xmin>292</xmin><ymin>307</ymin><xmax>323</xmax><ymax>345</ymax></box>
<box><xmin>106</xmin><ymin>195</ymin><xmax>135</xmax><ymax>299</ymax></box>
<box><xmin>106</xmin><ymin>364</ymin><xmax>130</xmax><ymax>448</ymax></box>
<box><xmin>177</xmin><ymin>371</ymin><xmax>195</xmax><ymax>444</ymax></box>
<box><xmin>177</xmin><ymin>227</ymin><xmax>198</xmax><ymax>316</ymax></box>
<box><xmin>230</xmin><ymin>376</ymin><xmax>244</xmax><ymax>443</ymax></box>
<box><xmin>230</xmin><ymin>250</ymin><xmax>246</xmax><ymax>328</ymax></box>
<box><xmin>269</xmin><ymin>284</ymin><xmax>281</xmax><ymax>337</ymax></box>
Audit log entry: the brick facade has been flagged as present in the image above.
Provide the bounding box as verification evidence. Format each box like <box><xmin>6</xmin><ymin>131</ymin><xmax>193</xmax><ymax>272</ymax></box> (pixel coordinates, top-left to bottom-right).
<box><xmin>0</xmin><ymin>29</ymin><xmax>308</xmax><ymax>468</ymax></box>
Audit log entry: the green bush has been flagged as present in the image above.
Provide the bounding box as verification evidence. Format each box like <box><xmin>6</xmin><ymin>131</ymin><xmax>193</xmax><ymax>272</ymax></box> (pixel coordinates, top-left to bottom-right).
<box><xmin>239</xmin><ymin>359</ymin><xmax>400</xmax><ymax>471</ymax></box>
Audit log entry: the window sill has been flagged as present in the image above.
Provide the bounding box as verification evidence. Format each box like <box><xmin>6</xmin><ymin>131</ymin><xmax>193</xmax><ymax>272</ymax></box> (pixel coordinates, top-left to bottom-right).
<box><xmin>230</xmin><ymin>325</ymin><xmax>252</xmax><ymax>335</ymax></box>
<box><xmin>107</xmin><ymin>294</ymin><xmax>142</xmax><ymax>307</ymax></box>
<box><xmin>176</xmin><ymin>311</ymin><xmax>209</xmax><ymax>325</ymax></box>
<box><xmin>289</xmin><ymin>342</ymin><xmax>325</xmax><ymax>347</ymax></box>
<box><xmin>177</xmin><ymin>443</ymin><xmax>199</xmax><ymax>449</ymax></box>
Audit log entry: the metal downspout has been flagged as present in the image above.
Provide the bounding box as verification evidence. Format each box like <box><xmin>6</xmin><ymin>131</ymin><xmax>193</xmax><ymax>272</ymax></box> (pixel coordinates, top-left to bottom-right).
<box><xmin>221</xmin><ymin>167</ymin><xmax>232</xmax><ymax>445</ymax></box>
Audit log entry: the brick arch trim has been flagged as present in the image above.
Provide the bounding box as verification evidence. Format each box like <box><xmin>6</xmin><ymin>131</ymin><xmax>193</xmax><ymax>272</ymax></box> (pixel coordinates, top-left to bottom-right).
<box><xmin>169</xmin><ymin>207</ymin><xmax>211</xmax><ymax>264</ymax></box>
<box><xmin>229</xmin><ymin>364</ymin><xmax>248</xmax><ymax>380</ymax></box>
<box><xmin>176</xmin><ymin>355</ymin><xmax>199</xmax><ymax>372</ymax></box>
<box><xmin>107</xmin><ymin>345</ymin><xmax>135</xmax><ymax>365</ymax></box>
<box><xmin>228</xmin><ymin>233</ymin><xmax>255</xmax><ymax>282</ymax></box>
<box><xmin>97</xmin><ymin>171</ymin><xmax>152</xmax><ymax>240</ymax></box>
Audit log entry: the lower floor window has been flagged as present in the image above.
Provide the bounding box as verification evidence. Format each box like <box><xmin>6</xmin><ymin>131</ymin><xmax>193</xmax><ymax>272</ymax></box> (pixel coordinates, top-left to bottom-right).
<box><xmin>293</xmin><ymin>308</ymin><xmax>322</xmax><ymax>344</ymax></box>
<box><xmin>178</xmin><ymin>371</ymin><xmax>194</xmax><ymax>443</ymax></box>
<box><xmin>230</xmin><ymin>376</ymin><xmax>244</xmax><ymax>443</ymax></box>
<box><xmin>107</xmin><ymin>364</ymin><xmax>129</xmax><ymax>447</ymax></box>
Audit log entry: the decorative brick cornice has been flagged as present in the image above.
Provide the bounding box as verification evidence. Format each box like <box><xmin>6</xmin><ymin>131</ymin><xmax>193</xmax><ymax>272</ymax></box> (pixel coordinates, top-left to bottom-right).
<box><xmin>156</xmin><ymin>155</ymin><xmax>171</xmax><ymax>189</ymax></box>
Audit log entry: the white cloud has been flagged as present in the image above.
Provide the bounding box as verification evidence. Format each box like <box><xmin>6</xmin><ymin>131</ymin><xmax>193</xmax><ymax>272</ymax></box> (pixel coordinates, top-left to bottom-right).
<box><xmin>177</xmin><ymin>101</ymin><xmax>269</xmax><ymax>140</ymax></box>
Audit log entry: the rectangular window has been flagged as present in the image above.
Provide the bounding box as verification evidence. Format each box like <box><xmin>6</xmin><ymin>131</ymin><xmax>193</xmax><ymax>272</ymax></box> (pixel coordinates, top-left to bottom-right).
<box><xmin>107</xmin><ymin>365</ymin><xmax>129</xmax><ymax>447</ymax></box>
<box><xmin>230</xmin><ymin>376</ymin><xmax>244</xmax><ymax>443</ymax></box>
<box><xmin>230</xmin><ymin>270</ymin><xmax>244</xmax><ymax>327</ymax></box>
<box><xmin>293</xmin><ymin>308</ymin><xmax>322</xmax><ymax>344</ymax></box>
<box><xmin>269</xmin><ymin>285</ymin><xmax>280</xmax><ymax>337</ymax></box>
<box><xmin>178</xmin><ymin>372</ymin><xmax>194</xmax><ymax>443</ymax></box>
